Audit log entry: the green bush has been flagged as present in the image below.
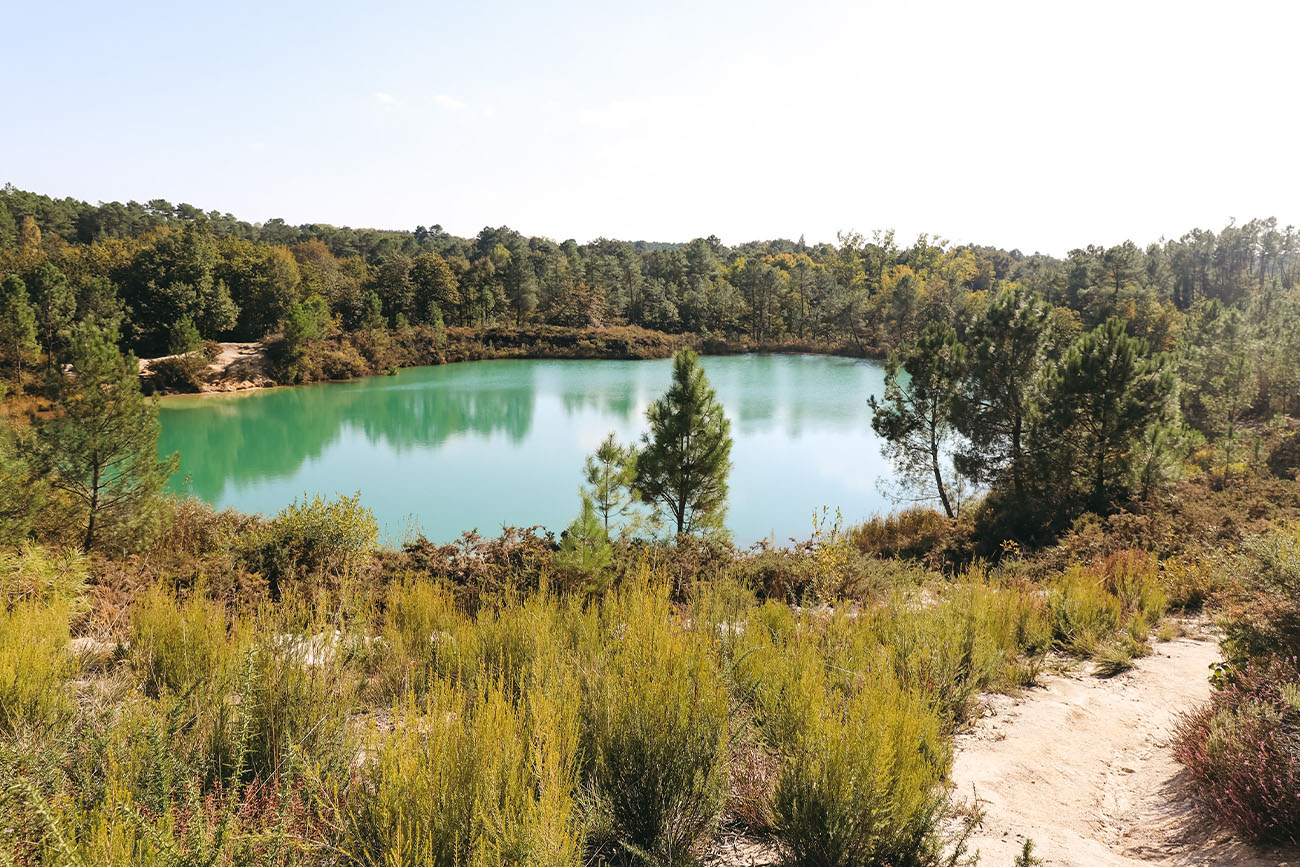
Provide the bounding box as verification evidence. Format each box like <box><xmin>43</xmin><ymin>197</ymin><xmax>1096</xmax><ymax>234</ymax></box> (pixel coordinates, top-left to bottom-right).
<box><xmin>343</xmin><ymin>677</ymin><xmax>582</xmax><ymax>867</ymax></box>
<box><xmin>0</xmin><ymin>599</ymin><xmax>76</xmax><ymax>735</ymax></box>
<box><xmin>583</xmin><ymin>583</ymin><xmax>729</xmax><ymax>864</ymax></box>
<box><xmin>1047</xmin><ymin>565</ymin><xmax>1123</xmax><ymax>656</ymax></box>
<box><xmin>129</xmin><ymin>587</ymin><xmax>233</xmax><ymax>696</ymax></box>
<box><xmin>246</xmin><ymin>492</ymin><xmax>378</xmax><ymax>597</ymax></box>
<box><xmin>748</xmin><ymin>639</ymin><xmax>952</xmax><ymax>867</ymax></box>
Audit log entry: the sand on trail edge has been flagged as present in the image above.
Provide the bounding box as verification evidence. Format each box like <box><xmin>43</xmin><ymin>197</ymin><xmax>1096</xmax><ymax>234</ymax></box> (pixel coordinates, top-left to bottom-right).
<box><xmin>951</xmin><ymin>626</ymin><xmax>1297</xmax><ymax>866</ymax></box>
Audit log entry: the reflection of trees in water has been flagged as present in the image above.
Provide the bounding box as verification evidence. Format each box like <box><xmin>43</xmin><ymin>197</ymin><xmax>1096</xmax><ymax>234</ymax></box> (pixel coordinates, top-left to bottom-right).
<box><xmin>700</xmin><ymin>355</ymin><xmax>879</xmax><ymax>436</ymax></box>
<box><xmin>559</xmin><ymin>385</ymin><xmax>638</xmax><ymax>419</ymax></box>
<box><xmin>159</xmin><ymin>356</ymin><xmax>888</xmax><ymax>505</ymax></box>
<box><xmin>161</xmin><ymin>369</ymin><xmax>537</xmax><ymax>499</ymax></box>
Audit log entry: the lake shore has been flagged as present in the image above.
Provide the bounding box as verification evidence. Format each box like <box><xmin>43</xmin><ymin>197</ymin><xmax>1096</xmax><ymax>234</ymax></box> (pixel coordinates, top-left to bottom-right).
<box><xmin>139</xmin><ymin>324</ymin><xmax>880</xmax><ymax>397</ymax></box>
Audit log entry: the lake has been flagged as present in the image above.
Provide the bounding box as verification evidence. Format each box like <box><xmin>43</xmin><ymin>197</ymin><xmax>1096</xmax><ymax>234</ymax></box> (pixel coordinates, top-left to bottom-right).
<box><xmin>157</xmin><ymin>354</ymin><xmax>898</xmax><ymax>545</ymax></box>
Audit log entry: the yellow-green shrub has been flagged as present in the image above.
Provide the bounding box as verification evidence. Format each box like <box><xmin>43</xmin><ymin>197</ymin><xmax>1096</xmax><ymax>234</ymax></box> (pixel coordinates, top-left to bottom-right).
<box><xmin>343</xmin><ymin>677</ymin><xmax>582</xmax><ymax>867</ymax></box>
<box><xmin>1047</xmin><ymin>566</ymin><xmax>1123</xmax><ymax>655</ymax></box>
<box><xmin>0</xmin><ymin>599</ymin><xmax>76</xmax><ymax>735</ymax></box>
<box><xmin>743</xmin><ymin>634</ymin><xmax>951</xmax><ymax>867</ymax></box>
<box><xmin>129</xmin><ymin>587</ymin><xmax>232</xmax><ymax>696</ymax></box>
<box><xmin>583</xmin><ymin>582</ymin><xmax>729</xmax><ymax>864</ymax></box>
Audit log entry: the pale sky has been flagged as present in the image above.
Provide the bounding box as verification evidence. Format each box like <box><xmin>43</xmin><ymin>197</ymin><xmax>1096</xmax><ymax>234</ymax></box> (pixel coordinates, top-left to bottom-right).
<box><xmin>5</xmin><ymin>0</ymin><xmax>1298</xmax><ymax>255</ymax></box>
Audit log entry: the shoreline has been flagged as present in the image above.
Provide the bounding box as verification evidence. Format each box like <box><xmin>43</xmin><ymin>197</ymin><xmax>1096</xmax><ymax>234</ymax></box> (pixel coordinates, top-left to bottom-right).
<box><xmin>141</xmin><ymin>325</ymin><xmax>881</xmax><ymax>398</ymax></box>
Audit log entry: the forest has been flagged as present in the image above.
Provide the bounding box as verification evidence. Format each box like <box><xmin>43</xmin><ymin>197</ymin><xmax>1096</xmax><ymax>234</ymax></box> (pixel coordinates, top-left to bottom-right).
<box><xmin>1</xmin><ymin>183</ymin><xmax>1300</xmax><ymax>864</ymax></box>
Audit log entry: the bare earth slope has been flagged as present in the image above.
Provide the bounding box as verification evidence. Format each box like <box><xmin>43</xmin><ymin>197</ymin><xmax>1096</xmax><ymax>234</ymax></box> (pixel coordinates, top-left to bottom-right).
<box><xmin>952</xmin><ymin>629</ymin><xmax>1296</xmax><ymax>866</ymax></box>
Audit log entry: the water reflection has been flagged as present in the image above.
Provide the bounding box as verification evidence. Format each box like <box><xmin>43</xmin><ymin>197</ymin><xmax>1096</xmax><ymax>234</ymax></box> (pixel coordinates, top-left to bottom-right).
<box><xmin>159</xmin><ymin>355</ymin><xmax>892</xmax><ymax>542</ymax></box>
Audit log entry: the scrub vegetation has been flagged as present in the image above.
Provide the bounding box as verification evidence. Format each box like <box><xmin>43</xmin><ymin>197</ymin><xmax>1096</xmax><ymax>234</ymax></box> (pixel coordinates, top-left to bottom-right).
<box><xmin>2</xmin><ymin>187</ymin><xmax>1300</xmax><ymax>860</ymax></box>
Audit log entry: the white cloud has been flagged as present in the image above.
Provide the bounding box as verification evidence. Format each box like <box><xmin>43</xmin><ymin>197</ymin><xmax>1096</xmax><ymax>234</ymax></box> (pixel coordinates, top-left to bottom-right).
<box><xmin>433</xmin><ymin>93</ymin><xmax>466</xmax><ymax>111</ymax></box>
<box><xmin>247</xmin><ymin>141</ymin><xmax>266</xmax><ymax>151</ymax></box>
<box><xmin>373</xmin><ymin>92</ymin><xmax>397</xmax><ymax>105</ymax></box>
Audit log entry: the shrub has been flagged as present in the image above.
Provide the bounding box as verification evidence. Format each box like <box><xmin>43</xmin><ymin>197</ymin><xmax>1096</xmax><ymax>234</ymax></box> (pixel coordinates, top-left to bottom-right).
<box><xmin>583</xmin><ymin>583</ymin><xmax>729</xmax><ymax>864</ymax></box>
<box><xmin>1174</xmin><ymin>656</ymin><xmax>1300</xmax><ymax>845</ymax></box>
<box><xmin>0</xmin><ymin>544</ymin><xmax>88</xmax><ymax>610</ymax></box>
<box><xmin>343</xmin><ymin>677</ymin><xmax>582</xmax><ymax>866</ymax></box>
<box><xmin>399</xmin><ymin>527</ymin><xmax>557</xmax><ymax>606</ymax></box>
<box><xmin>0</xmin><ymin>599</ymin><xmax>75</xmax><ymax>735</ymax></box>
<box><xmin>1222</xmin><ymin>526</ymin><xmax>1300</xmax><ymax>664</ymax></box>
<box><xmin>246</xmin><ymin>492</ymin><xmax>379</xmax><ymax>598</ymax></box>
<box><xmin>849</xmin><ymin>507</ymin><xmax>951</xmax><ymax>560</ymax></box>
<box><xmin>1046</xmin><ymin>566</ymin><xmax>1122</xmax><ymax>656</ymax></box>
<box><xmin>1160</xmin><ymin>553</ymin><xmax>1231</xmax><ymax>612</ymax></box>
<box><xmin>146</xmin><ymin>352</ymin><xmax>210</xmax><ymax>392</ymax></box>
<box><xmin>754</xmin><ymin>642</ymin><xmax>951</xmax><ymax>867</ymax></box>
<box><xmin>871</xmin><ymin>576</ymin><xmax>1050</xmax><ymax>723</ymax></box>
<box><xmin>129</xmin><ymin>587</ymin><xmax>232</xmax><ymax>696</ymax></box>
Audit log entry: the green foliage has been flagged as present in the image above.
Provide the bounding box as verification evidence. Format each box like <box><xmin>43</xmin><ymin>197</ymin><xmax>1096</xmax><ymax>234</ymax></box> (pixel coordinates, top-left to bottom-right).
<box><xmin>870</xmin><ymin>322</ymin><xmax>966</xmax><ymax>518</ymax></box>
<box><xmin>956</xmin><ymin>286</ymin><xmax>1052</xmax><ymax>497</ymax></box>
<box><xmin>0</xmin><ymin>422</ymin><xmax>42</xmax><ymax>546</ymax></box>
<box><xmin>0</xmin><ymin>544</ymin><xmax>88</xmax><ymax>610</ymax></box>
<box><xmin>342</xmin><ymin>677</ymin><xmax>582</xmax><ymax>867</ymax></box>
<box><xmin>0</xmin><ymin>274</ymin><xmax>40</xmax><ymax>384</ymax></box>
<box><xmin>0</xmin><ymin>598</ymin><xmax>76</xmax><ymax>736</ymax></box>
<box><xmin>25</xmin><ymin>262</ymin><xmax>76</xmax><ymax>372</ymax></box>
<box><xmin>583</xmin><ymin>582</ymin><xmax>729</xmax><ymax>864</ymax></box>
<box><xmin>739</xmin><ymin>615</ymin><xmax>954</xmax><ymax>867</ymax></box>
<box><xmin>33</xmin><ymin>319</ymin><xmax>179</xmax><ymax>551</ymax></box>
<box><xmin>556</xmin><ymin>493</ymin><xmax>614</xmax><ymax>587</ymax></box>
<box><xmin>583</xmin><ymin>431</ymin><xmax>640</xmax><ymax>538</ymax></box>
<box><xmin>1013</xmin><ymin>839</ymin><xmax>1044</xmax><ymax>866</ymax></box>
<box><xmin>1035</xmin><ymin>317</ymin><xmax>1177</xmax><ymax>514</ymax></box>
<box><xmin>245</xmin><ymin>492</ymin><xmax>378</xmax><ymax>598</ymax></box>
<box><xmin>129</xmin><ymin>586</ymin><xmax>232</xmax><ymax>696</ymax></box>
<box><xmin>636</xmin><ymin>350</ymin><xmax>732</xmax><ymax>538</ymax></box>
<box><xmin>1045</xmin><ymin>554</ymin><xmax>1164</xmax><ymax>663</ymax></box>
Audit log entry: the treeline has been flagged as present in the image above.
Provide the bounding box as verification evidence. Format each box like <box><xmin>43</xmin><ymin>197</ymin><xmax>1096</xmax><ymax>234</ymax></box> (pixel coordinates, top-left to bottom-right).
<box><xmin>2</xmin><ymin>183</ymin><xmax>1299</xmax><ymax>375</ymax></box>
<box><xmin>869</xmin><ymin>277</ymin><xmax>1295</xmax><ymax>547</ymax></box>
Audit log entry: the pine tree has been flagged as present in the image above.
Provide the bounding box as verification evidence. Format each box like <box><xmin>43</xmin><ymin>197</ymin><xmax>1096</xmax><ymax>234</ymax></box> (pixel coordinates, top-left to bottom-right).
<box><xmin>34</xmin><ymin>320</ymin><xmax>179</xmax><ymax>551</ymax></box>
<box><xmin>869</xmin><ymin>322</ymin><xmax>966</xmax><ymax>518</ymax></box>
<box><xmin>636</xmin><ymin>350</ymin><xmax>732</xmax><ymax>537</ymax></box>
<box><xmin>0</xmin><ymin>276</ymin><xmax>40</xmax><ymax>385</ymax></box>
<box><xmin>25</xmin><ymin>263</ymin><xmax>75</xmax><ymax>374</ymax></box>
<box><xmin>955</xmin><ymin>287</ymin><xmax>1052</xmax><ymax>498</ymax></box>
<box><xmin>1036</xmin><ymin>317</ymin><xmax>1176</xmax><ymax>512</ymax></box>
<box><xmin>582</xmin><ymin>432</ymin><xmax>639</xmax><ymax>537</ymax></box>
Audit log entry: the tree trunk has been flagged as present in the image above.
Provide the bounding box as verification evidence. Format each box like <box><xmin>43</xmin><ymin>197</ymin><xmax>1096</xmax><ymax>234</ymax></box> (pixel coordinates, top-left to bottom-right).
<box><xmin>1011</xmin><ymin>414</ymin><xmax>1025</xmax><ymax>498</ymax></box>
<box><xmin>84</xmin><ymin>463</ymin><xmax>100</xmax><ymax>552</ymax></box>
<box><xmin>931</xmin><ymin>431</ymin><xmax>954</xmax><ymax>519</ymax></box>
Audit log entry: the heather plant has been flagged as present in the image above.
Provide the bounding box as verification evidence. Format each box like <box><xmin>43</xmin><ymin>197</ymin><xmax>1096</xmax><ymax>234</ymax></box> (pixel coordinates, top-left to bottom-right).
<box><xmin>1174</xmin><ymin>655</ymin><xmax>1300</xmax><ymax>845</ymax></box>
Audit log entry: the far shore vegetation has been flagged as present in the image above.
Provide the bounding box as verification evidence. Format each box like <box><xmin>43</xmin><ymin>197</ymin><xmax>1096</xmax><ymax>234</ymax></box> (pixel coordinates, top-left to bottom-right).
<box><xmin>2</xmin><ymin>184</ymin><xmax>1300</xmax><ymax>862</ymax></box>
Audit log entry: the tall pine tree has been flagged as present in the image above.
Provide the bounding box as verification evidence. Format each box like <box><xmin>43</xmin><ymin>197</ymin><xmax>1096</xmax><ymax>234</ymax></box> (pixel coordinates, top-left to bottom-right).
<box><xmin>870</xmin><ymin>322</ymin><xmax>966</xmax><ymax>518</ymax></box>
<box><xmin>636</xmin><ymin>350</ymin><xmax>732</xmax><ymax>537</ymax></box>
<box><xmin>34</xmin><ymin>320</ymin><xmax>179</xmax><ymax>551</ymax></box>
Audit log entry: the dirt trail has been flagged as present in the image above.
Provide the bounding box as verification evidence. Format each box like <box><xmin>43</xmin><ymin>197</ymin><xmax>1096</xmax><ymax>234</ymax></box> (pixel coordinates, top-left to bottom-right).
<box><xmin>951</xmin><ymin>628</ymin><xmax>1294</xmax><ymax>866</ymax></box>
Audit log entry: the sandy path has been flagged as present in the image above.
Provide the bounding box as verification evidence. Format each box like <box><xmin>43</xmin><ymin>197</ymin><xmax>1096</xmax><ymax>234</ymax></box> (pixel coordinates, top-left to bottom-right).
<box><xmin>951</xmin><ymin>630</ymin><xmax>1294</xmax><ymax>866</ymax></box>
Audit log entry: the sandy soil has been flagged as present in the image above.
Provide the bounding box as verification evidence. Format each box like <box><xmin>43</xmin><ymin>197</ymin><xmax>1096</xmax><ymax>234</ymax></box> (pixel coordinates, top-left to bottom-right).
<box><xmin>139</xmin><ymin>341</ymin><xmax>273</xmax><ymax>392</ymax></box>
<box><xmin>951</xmin><ymin>628</ymin><xmax>1297</xmax><ymax>866</ymax></box>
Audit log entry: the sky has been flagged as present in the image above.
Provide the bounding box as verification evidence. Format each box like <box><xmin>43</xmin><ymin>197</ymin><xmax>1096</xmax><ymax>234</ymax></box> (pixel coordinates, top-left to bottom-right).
<box><xmin>4</xmin><ymin>0</ymin><xmax>1298</xmax><ymax>255</ymax></box>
